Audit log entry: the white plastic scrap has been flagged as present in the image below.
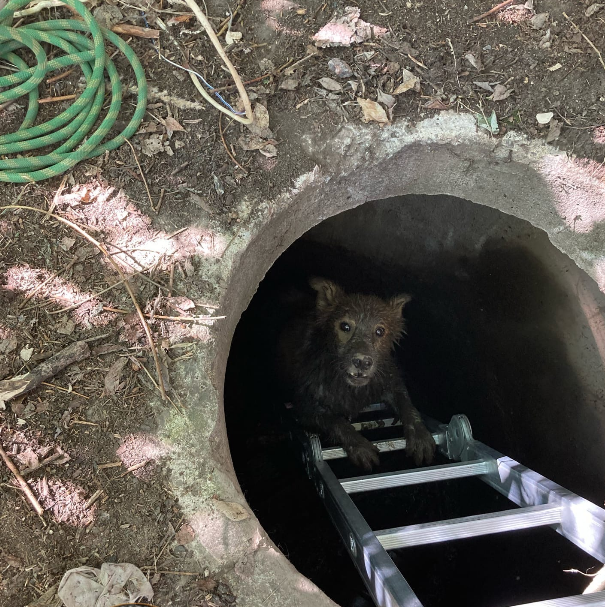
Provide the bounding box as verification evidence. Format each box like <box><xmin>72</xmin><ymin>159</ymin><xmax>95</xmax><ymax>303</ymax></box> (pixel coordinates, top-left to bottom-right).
<box><xmin>58</xmin><ymin>563</ymin><xmax>153</xmax><ymax>607</ymax></box>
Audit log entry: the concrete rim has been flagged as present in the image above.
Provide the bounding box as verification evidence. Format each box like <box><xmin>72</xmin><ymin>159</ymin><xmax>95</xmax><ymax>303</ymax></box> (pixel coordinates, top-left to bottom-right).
<box><xmin>160</xmin><ymin>113</ymin><xmax>605</xmax><ymax>607</ymax></box>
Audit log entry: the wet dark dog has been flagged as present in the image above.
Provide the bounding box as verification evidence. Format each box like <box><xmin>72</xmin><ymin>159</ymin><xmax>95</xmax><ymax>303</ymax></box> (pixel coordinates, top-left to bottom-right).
<box><xmin>278</xmin><ymin>277</ymin><xmax>435</xmax><ymax>470</ymax></box>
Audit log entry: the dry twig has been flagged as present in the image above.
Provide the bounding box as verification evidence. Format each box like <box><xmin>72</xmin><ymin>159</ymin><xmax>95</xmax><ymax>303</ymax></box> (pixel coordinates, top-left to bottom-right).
<box><xmin>0</xmin><ymin>205</ymin><xmax>168</xmax><ymax>402</ymax></box>
<box><xmin>0</xmin><ymin>442</ymin><xmax>44</xmax><ymax>516</ymax></box>
<box><xmin>38</xmin><ymin>94</ymin><xmax>76</xmax><ymax>104</ymax></box>
<box><xmin>0</xmin><ymin>341</ymin><xmax>90</xmax><ymax>404</ymax></box>
<box><xmin>563</xmin><ymin>12</ymin><xmax>605</xmax><ymax>73</ymax></box>
<box><xmin>124</xmin><ymin>139</ymin><xmax>155</xmax><ymax>210</ymax></box>
<box><xmin>218</xmin><ymin>113</ymin><xmax>247</xmax><ymax>172</ymax></box>
<box><xmin>469</xmin><ymin>0</ymin><xmax>514</xmax><ymax>23</ymax></box>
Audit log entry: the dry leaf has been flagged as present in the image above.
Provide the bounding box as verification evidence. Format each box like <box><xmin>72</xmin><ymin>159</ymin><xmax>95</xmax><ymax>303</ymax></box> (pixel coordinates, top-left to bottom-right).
<box><xmin>377</xmin><ymin>89</ymin><xmax>395</xmax><ymax>108</ymax></box>
<box><xmin>280</xmin><ymin>78</ymin><xmax>299</xmax><ymax>90</ymax></box>
<box><xmin>246</xmin><ymin>103</ymin><xmax>272</xmax><ymax>138</ymax></box>
<box><xmin>61</xmin><ymin>236</ymin><xmax>76</xmax><ymax>251</ymax></box>
<box><xmin>393</xmin><ymin>69</ymin><xmax>420</xmax><ymax>94</ymax></box>
<box><xmin>424</xmin><ymin>99</ymin><xmax>449</xmax><ymax>110</ymax></box>
<box><xmin>546</xmin><ymin>119</ymin><xmax>562</xmax><ymax>143</ymax></box>
<box><xmin>175</xmin><ymin>524</ymin><xmax>195</xmax><ymax>545</ymax></box>
<box><xmin>473</xmin><ymin>81</ymin><xmax>494</xmax><ymax>92</ymax></box>
<box><xmin>111</xmin><ymin>24</ymin><xmax>160</xmax><ymax>38</ymax></box>
<box><xmin>238</xmin><ymin>134</ymin><xmax>268</xmax><ymax>151</ymax></box>
<box><xmin>259</xmin><ymin>144</ymin><xmax>278</xmax><ymax>158</ymax></box>
<box><xmin>104</xmin><ymin>357</ymin><xmax>128</xmax><ymax>395</ymax></box>
<box><xmin>586</xmin><ymin>3</ymin><xmax>604</xmax><ymax>16</ymax></box>
<box><xmin>56</xmin><ymin>319</ymin><xmax>75</xmax><ymax>335</ymax></box>
<box><xmin>141</xmin><ymin>133</ymin><xmax>167</xmax><ymax>156</ymax></box>
<box><xmin>167</xmin><ymin>14</ymin><xmax>193</xmax><ymax>24</ymax></box>
<box><xmin>357</xmin><ymin>98</ymin><xmax>389</xmax><ymax>124</ymax></box>
<box><xmin>492</xmin><ymin>84</ymin><xmax>513</xmax><ymax>101</ymax></box>
<box><xmin>313</xmin><ymin>6</ymin><xmax>387</xmax><ymax>48</ymax></box>
<box><xmin>318</xmin><ymin>77</ymin><xmax>342</xmax><ymax>91</ymax></box>
<box><xmin>164</xmin><ymin>116</ymin><xmax>185</xmax><ymax>139</ymax></box>
<box><xmin>197</xmin><ymin>578</ymin><xmax>217</xmax><ymax>592</ymax></box>
<box><xmin>213</xmin><ymin>499</ymin><xmax>250</xmax><ymax>521</ymax></box>
<box><xmin>464</xmin><ymin>53</ymin><xmax>483</xmax><ymax>71</ymax></box>
<box><xmin>530</xmin><ymin>12</ymin><xmax>549</xmax><ymax>29</ymax></box>
<box><xmin>15</xmin><ymin>447</ymin><xmax>39</xmax><ymax>470</ymax></box>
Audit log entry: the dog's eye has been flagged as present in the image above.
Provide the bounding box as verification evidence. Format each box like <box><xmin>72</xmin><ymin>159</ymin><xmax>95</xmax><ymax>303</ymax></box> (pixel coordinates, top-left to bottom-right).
<box><xmin>340</xmin><ymin>322</ymin><xmax>351</xmax><ymax>332</ymax></box>
<box><xmin>375</xmin><ymin>327</ymin><xmax>385</xmax><ymax>337</ymax></box>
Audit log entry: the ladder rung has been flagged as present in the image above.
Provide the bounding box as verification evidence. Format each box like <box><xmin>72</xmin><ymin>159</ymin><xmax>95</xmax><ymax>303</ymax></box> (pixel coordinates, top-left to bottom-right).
<box><xmin>375</xmin><ymin>504</ymin><xmax>562</xmax><ymax>550</ymax></box>
<box><xmin>351</xmin><ymin>418</ymin><xmax>400</xmax><ymax>431</ymax></box>
<box><xmin>340</xmin><ymin>460</ymin><xmax>491</xmax><ymax>493</ymax></box>
<box><xmin>511</xmin><ymin>591</ymin><xmax>605</xmax><ymax>607</ymax></box>
<box><xmin>322</xmin><ymin>432</ymin><xmax>444</xmax><ymax>460</ymax></box>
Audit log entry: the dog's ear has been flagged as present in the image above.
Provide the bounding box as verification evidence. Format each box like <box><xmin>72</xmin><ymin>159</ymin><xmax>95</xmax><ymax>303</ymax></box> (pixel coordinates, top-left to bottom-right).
<box><xmin>309</xmin><ymin>277</ymin><xmax>343</xmax><ymax>310</ymax></box>
<box><xmin>389</xmin><ymin>293</ymin><xmax>412</xmax><ymax>315</ymax></box>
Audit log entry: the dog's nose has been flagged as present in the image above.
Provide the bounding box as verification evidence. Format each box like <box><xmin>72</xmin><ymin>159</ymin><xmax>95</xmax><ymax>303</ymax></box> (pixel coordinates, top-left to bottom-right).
<box><xmin>352</xmin><ymin>355</ymin><xmax>373</xmax><ymax>371</ymax></box>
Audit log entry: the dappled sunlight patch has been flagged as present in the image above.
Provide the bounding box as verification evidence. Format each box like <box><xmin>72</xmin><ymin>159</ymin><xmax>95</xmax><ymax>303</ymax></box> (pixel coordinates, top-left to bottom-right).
<box><xmin>4</xmin><ymin>265</ymin><xmax>86</xmax><ymax>305</ymax></box>
<box><xmin>260</xmin><ymin>0</ymin><xmax>304</xmax><ymax>36</ymax></box>
<box><xmin>595</xmin><ymin>258</ymin><xmax>605</xmax><ymax>295</ymax></box>
<box><xmin>0</xmin><ymin>323</ymin><xmax>15</xmax><ymax>341</ymax></box>
<box><xmin>51</xmin><ymin>179</ymin><xmax>228</xmax><ymax>271</ymax></box>
<box><xmin>2</xmin><ymin>265</ymin><xmax>115</xmax><ymax>328</ymax></box>
<box><xmin>36</xmin><ymin>477</ymin><xmax>97</xmax><ymax>527</ymax></box>
<box><xmin>594</xmin><ymin>127</ymin><xmax>605</xmax><ymax>146</ymax></box>
<box><xmin>116</xmin><ymin>433</ymin><xmax>171</xmax><ymax>481</ymax></box>
<box><xmin>539</xmin><ymin>155</ymin><xmax>605</xmax><ymax>233</ymax></box>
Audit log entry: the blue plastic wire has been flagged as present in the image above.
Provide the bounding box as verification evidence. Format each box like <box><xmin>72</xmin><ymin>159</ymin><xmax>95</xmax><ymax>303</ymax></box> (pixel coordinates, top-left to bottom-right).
<box><xmin>141</xmin><ymin>10</ymin><xmax>244</xmax><ymax>116</ymax></box>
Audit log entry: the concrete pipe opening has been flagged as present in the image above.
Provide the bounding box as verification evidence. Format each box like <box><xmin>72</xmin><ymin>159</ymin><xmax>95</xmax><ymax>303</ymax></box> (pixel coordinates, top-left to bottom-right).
<box><xmin>224</xmin><ymin>193</ymin><xmax>605</xmax><ymax>607</ymax></box>
<box><xmin>168</xmin><ymin>119</ymin><xmax>605</xmax><ymax>607</ymax></box>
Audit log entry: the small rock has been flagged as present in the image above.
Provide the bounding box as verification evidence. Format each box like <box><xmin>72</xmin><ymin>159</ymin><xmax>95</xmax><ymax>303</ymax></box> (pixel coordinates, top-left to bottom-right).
<box><xmin>328</xmin><ymin>58</ymin><xmax>353</xmax><ymax>78</ymax></box>
<box><xmin>92</xmin><ymin>4</ymin><xmax>123</xmax><ymax>29</ymax></box>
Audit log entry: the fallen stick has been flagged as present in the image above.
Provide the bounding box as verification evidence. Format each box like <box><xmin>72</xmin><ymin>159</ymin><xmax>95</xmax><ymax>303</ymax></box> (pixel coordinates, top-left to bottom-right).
<box><xmin>468</xmin><ymin>0</ymin><xmax>514</xmax><ymax>23</ymax></box>
<box><xmin>38</xmin><ymin>94</ymin><xmax>77</xmax><ymax>104</ymax></box>
<box><xmin>0</xmin><ymin>341</ymin><xmax>90</xmax><ymax>405</ymax></box>
<box><xmin>563</xmin><ymin>12</ymin><xmax>605</xmax><ymax>73</ymax></box>
<box><xmin>21</xmin><ymin>451</ymin><xmax>68</xmax><ymax>476</ymax></box>
<box><xmin>0</xmin><ymin>442</ymin><xmax>44</xmax><ymax>516</ymax></box>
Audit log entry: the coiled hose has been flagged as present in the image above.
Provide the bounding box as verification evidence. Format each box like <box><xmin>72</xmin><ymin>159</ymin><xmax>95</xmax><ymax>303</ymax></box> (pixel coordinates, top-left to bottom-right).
<box><xmin>0</xmin><ymin>0</ymin><xmax>147</xmax><ymax>183</ymax></box>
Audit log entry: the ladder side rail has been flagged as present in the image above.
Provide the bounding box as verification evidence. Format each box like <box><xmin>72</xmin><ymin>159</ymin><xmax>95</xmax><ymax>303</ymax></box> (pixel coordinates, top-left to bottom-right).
<box><xmin>464</xmin><ymin>439</ymin><xmax>605</xmax><ymax>564</ymax></box>
<box><xmin>313</xmin><ymin>458</ymin><xmax>424</xmax><ymax>607</ymax></box>
<box><xmin>510</xmin><ymin>590</ymin><xmax>605</xmax><ymax>606</ymax></box>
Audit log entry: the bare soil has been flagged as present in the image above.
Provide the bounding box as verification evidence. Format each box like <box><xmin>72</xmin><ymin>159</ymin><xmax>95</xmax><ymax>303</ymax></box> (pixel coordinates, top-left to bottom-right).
<box><xmin>0</xmin><ymin>0</ymin><xmax>604</xmax><ymax>605</ymax></box>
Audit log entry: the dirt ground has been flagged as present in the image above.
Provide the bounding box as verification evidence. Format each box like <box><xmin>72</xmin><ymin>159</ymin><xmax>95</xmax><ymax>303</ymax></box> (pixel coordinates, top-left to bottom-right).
<box><xmin>0</xmin><ymin>0</ymin><xmax>604</xmax><ymax>605</ymax></box>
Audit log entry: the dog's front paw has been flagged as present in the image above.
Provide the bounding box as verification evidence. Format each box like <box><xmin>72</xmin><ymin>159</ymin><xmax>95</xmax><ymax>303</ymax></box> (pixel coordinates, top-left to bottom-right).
<box><xmin>404</xmin><ymin>423</ymin><xmax>436</xmax><ymax>466</ymax></box>
<box><xmin>346</xmin><ymin>436</ymin><xmax>380</xmax><ymax>471</ymax></box>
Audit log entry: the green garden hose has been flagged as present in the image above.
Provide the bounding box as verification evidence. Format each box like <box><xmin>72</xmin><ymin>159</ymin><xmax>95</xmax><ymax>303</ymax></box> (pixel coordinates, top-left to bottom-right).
<box><xmin>0</xmin><ymin>0</ymin><xmax>147</xmax><ymax>183</ymax></box>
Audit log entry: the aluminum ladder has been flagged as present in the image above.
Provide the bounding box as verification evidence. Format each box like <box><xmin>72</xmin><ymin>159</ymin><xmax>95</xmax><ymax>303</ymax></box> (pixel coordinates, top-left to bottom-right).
<box><xmin>295</xmin><ymin>406</ymin><xmax>605</xmax><ymax>607</ymax></box>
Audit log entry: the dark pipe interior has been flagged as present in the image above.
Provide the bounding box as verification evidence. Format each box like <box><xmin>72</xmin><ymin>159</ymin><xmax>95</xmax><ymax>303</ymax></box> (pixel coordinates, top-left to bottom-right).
<box><xmin>225</xmin><ymin>195</ymin><xmax>605</xmax><ymax>607</ymax></box>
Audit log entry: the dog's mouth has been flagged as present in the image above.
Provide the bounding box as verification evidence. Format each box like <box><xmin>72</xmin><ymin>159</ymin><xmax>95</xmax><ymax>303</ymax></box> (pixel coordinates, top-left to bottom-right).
<box><xmin>346</xmin><ymin>373</ymin><xmax>370</xmax><ymax>387</ymax></box>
